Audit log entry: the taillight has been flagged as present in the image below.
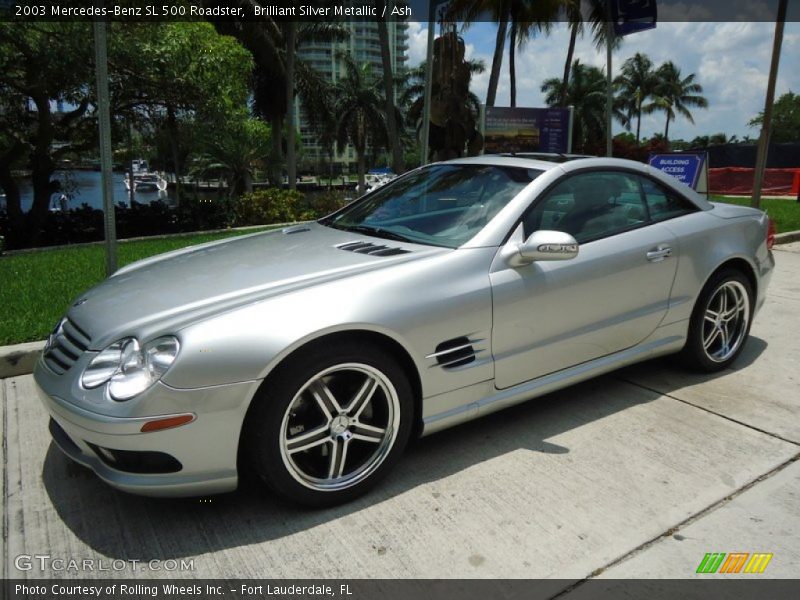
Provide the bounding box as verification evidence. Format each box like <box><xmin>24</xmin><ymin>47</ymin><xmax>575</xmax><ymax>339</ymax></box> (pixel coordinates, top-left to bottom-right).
<box><xmin>767</xmin><ymin>218</ymin><xmax>776</xmax><ymax>251</ymax></box>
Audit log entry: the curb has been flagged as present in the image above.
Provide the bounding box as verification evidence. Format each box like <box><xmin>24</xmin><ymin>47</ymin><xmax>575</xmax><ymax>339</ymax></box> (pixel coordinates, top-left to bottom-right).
<box><xmin>0</xmin><ymin>340</ymin><xmax>45</xmax><ymax>379</ymax></box>
<box><xmin>775</xmin><ymin>230</ymin><xmax>800</xmax><ymax>245</ymax></box>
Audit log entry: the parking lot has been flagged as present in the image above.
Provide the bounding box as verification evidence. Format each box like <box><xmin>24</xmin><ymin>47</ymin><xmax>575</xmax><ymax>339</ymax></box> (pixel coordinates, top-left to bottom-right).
<box><xmin>2</xmin><ymin>246</ymin><xmax>799</xmax><ymax>584</ymax></box>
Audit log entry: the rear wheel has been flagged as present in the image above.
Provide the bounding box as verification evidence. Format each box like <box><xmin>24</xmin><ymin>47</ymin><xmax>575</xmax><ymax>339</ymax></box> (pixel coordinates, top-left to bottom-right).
<box><xmin>244</xmin><ymin>341</ymin><xmax>413</xmax><ymax>506</ymax></box>
<box><xmin>680</xmin><ymin>269</ymin><xmax>753</xmax><ymax>372</ymax></box>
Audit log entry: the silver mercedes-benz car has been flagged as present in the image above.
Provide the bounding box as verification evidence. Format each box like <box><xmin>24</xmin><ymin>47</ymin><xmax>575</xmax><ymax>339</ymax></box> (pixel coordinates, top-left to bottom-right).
<box><xmin>34</xmin><ymin>156</ymin><xmax>775</xmax><ymax>506</ymax></box>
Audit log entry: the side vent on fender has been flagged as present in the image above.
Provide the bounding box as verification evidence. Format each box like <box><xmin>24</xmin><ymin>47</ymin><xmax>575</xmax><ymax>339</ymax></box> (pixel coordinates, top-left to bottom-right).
<box><xmin>336</xmin><ymin>241</ymin><xmax>410</xmax><ymax>257</ymax></box>
<box><xmin>427</xmin><ymin>336</ymin><xmax>479</xmax><ymax>369</ymax></box>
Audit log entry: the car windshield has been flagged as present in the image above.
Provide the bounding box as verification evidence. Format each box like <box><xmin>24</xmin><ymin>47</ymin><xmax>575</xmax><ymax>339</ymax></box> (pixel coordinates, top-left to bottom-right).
<box><xmin>321</xmin><ymin>164</ymin><xmax>543</xmax><ymax>248</ymax></box>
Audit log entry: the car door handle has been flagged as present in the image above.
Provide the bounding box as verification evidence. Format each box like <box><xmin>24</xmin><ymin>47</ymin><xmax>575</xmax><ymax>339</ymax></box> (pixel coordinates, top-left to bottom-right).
<box><xmin>646</xmin><ymin>246</ymin><xmax>673</xmax><ymax>262</ymax></box>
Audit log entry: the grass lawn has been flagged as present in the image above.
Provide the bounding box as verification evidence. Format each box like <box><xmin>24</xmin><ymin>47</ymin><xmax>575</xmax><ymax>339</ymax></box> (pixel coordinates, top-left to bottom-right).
<box><xmin>711</xmin><ymin>196</ymin><xmax>800</xmax><ymax>233</ymax></box>
<box><xmin>0</xmin><ymin>228</ymin><xmax>273</xmax><ymax>346</ymax></box>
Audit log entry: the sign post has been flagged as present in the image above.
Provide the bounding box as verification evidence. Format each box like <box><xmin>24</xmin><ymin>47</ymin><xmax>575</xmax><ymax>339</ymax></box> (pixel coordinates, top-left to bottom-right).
<box><xmin>93</xmin><ymin>12</ymin><xmax>117</xmax><ymax>276</ymax></box>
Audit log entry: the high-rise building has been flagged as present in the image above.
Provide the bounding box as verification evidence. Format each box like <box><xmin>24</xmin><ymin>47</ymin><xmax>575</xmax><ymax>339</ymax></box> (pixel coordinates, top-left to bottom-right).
<box><xmin>296</xmin><ymin>18</ymin><xmax>408</xmax><ymax>173</ymax></box>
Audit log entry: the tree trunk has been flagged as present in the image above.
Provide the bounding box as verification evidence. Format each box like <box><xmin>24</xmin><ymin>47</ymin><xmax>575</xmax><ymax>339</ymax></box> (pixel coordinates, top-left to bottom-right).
<box><xmin>376</xmin><ymin>12</ymin><xmax>404</xmax><ymax>174</ymax></box>
<box><xmin>0</xmin><ymin>149</ymin><xmax>24</xmax><ymax>249</ymax></box>
<box><xmin>166</xmin><ymin>104</ymin><xmax>181</xmax><ymax>203</ymax></box>
<box><xmin>636</xmin><ymin>102</ymin><xmax>642</xmax><ymax>143</ymax></box>
<box><xmin>357</xmin><ymin>148</ymin><xmax>366</xmax><ymax>194</ymax></box>
<box><xmin>26</xmin><ymin>96</ymin><xmax>58</xmax><ymax>247</ymax></box>
<box><xmin>486</xmin><ymin>13</ymin><xmax>508</xmax><ymax>107</ymax></box>
<box><xmin>561</xmin><ymin>22</ymin><xmax>578</xmax><ymax>107</ymax></box>
<box><xmin>286</xmin><ymin>22</ymin><xmax>297</xmax><ymax>191</ymax></box>
<box><xmin>241</xmin><ymin>170</ymin><xmax>253</xmax><ymax>195</ymax></box>
<box><xmin>664</xmin><ymin>115</ymin><xmax>670</xmax><ymax>141</ymax></box>
<box><xmin>509</xmin><ymin>22</ymin><xmax>517</xmax><ymax>108</ymax></box>
<box><xmin>270</xmin><ymin>113</ymin><xmax>283</xmax><ymax>185</ymax></box>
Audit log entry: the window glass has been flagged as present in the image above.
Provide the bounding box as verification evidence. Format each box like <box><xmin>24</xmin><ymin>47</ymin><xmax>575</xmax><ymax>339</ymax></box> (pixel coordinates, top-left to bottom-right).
<box><xmin>524</xmin><ymin>171</ymin><xmax>648</xmax><ymax>243</ymax></box>
<box><xmin>323</xmin><ymin>165</ymin><xmax>542</xmax><ymax>248</ymax></box>
<box><xmin>640</xmin><ymin>177</ymin><xmax>698</xmax><ymax>221</ymax></box>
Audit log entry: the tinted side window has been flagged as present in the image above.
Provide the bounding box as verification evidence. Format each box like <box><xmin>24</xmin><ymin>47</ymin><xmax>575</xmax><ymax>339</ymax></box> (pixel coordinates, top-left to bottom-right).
<box><xmin>640</xmin><ymin>177</ymin><xmax>698</xmax><ymax>222</ymax></box>
<box><xmin>524</xmin><ymin>171</ymin><xmax>648</xmax><ymax>243</ymax></box>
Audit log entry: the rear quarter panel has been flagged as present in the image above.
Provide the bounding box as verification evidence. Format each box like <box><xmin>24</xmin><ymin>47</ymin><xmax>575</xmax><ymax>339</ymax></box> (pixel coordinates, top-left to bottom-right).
<box><xmin>660</xmin><ymin>207</ymin><xmax>772</xmax><ymax>325</ymax></box>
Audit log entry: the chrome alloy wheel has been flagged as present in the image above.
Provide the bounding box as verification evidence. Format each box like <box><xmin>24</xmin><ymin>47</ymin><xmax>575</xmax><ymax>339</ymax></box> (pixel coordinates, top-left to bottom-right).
<box><xmin>279</xmin><ymin>363</ymin><xmax>400</xmax><ymax>491</ymax></box>
<box><xmin>702</xmin><ymin>280</ymin><xmax>750</xmax><ymax>363</ymax></box>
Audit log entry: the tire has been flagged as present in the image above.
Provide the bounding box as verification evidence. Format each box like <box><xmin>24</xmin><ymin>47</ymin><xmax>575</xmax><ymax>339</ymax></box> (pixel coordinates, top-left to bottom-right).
<box><xmin>243</xmin><ymin>340</ymin><xmax>414</xmax><ymax>507</ymax></box>
<box><xmin>679</xmin><ymin>268</ymin><xmax>754</xmax><ymax>372</ymax></box>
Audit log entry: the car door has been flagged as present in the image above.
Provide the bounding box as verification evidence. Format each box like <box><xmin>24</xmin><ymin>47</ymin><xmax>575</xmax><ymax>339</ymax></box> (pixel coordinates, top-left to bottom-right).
<box><xmin>490</xmin><ymin>170</ymin><xmax>679</xmax><ymax>389</ymax></box>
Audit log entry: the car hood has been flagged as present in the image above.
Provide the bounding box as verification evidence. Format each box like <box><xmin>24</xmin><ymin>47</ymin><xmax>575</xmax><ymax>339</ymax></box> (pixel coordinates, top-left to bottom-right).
<box><xmin>67</xmin><ymin>223</ymin><xmax>446</xmax><ymax>349</ymax></box>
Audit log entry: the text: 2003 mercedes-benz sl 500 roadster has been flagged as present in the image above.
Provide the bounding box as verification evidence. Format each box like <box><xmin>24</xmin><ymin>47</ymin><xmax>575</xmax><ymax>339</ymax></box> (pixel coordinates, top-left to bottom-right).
<box><xmin>34</xmin><ymin>156</ymin><xmax>775</xmax><ymax>505</ymax></box>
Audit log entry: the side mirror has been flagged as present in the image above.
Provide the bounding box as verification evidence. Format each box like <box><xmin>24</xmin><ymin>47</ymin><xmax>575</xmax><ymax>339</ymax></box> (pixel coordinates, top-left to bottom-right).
<box><xmin>514</xmin><ymin>230</ymin><xmax>579</xmax><ymax>265</ymax></box>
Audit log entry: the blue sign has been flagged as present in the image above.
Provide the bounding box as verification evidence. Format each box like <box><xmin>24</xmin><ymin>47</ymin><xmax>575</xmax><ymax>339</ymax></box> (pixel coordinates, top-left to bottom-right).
<box><xmin>649</xmin><ymin>153</ymin><xmax>707</xmax><ymax>190</ymax></box>
<box><xmin>611</xmin><ymin>0</ymin><xmax>657</xmax><ymax>36</ymax></box>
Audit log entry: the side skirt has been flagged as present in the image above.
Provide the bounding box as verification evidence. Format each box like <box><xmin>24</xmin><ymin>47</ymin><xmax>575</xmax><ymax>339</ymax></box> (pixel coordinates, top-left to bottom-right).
<box><xmin>420</xmin><ymin>322</ymin><xmax>687</xmax><ymax>436</ymax></box>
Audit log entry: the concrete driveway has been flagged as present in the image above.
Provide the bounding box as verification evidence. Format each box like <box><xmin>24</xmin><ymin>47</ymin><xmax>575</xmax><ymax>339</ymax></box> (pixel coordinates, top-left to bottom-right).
<box><xmin>2</xmin><ymin>247</ymin><xmax>799</xmax><ymax>585</ymax></box>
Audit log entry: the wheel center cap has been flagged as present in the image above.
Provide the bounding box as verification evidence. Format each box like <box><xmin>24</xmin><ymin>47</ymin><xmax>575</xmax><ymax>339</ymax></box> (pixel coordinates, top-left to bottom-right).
<box><xmin>331</xmin><ymin>415</ymin><xmax>350</xmax><ymax>436</ymax></box>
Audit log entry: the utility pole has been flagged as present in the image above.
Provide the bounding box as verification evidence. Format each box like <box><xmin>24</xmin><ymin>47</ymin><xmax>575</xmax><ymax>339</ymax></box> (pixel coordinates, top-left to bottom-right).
<box><xmin>93</xmin><ymin>13</ymin><xmax>117</xmax><ymax>276</ymax></box>
<box><xmin>605</xmin><ymin>3</ymin><xmax>614</xmax><ymax>157</ymax></box>
<box><xmin>286</xmin><ymin>22</ymin><xmax>297</xmax><ymax>190</ymax></box>
<box><xmin>421</xmin><ymin>11</ymin><xmax>436</xmax><ymax>166</ymax></box>
<box><xmin>752</xmin><ymin>0</ymin><xmax>787</xmax><ymax>209</ymax></box>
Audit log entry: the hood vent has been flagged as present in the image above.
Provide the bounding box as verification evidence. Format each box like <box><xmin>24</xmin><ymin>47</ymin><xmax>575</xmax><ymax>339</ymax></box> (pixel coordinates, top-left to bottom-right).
<box><xmin>337</xmin><ymin>241</ymin><xmax>410</xmax><ymax>257</ymax></box>
<box><xmin>427</xmin><ymin>336</ymin><xmax>479</xmax><ymax>369</ymax></box>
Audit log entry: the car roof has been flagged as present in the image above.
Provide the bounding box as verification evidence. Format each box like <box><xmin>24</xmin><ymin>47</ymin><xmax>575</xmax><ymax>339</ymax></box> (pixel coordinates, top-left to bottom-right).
<box><xmin>436</xmin><ymin>155</ymin><xmax>564</xmax><ymax>171</ymax></box>
<box><xmin>429</xmin><ymin>154</ymin><xmax>714</xmax><ymax>213</ymax></box>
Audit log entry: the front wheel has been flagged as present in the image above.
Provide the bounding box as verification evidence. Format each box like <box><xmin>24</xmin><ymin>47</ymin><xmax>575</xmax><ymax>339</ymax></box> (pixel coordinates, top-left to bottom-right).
<box><xmin>680</xmin><ymin>269</ymin><xmax>753</xmax><ymax>372</ymax></box>
<box><xmin>244</xmin><ymin>341</ymin><xmax>414</xmax><ymax>506</ymax></box>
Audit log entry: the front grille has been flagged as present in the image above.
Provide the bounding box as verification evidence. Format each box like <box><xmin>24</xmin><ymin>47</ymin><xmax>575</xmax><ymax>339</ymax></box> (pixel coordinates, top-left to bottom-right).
<box><xmin>43</xmin><ymin>318</ymin><xmax>91</xmax><ymax>374</ymax></box>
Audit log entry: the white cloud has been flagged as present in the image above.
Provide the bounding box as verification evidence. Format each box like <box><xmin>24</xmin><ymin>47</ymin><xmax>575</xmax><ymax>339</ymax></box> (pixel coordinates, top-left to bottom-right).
<box><xmin>405</xmin><ymin>21</ymin><xmax>429</xmax><ymax>66</ymax></box>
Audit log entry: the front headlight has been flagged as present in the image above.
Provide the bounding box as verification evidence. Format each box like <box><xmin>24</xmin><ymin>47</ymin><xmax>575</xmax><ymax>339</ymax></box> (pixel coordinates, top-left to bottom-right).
<box><xmin>81</xmin><ymin>336</ymin><xmax>180</xmax><ymax>400</ymax></box>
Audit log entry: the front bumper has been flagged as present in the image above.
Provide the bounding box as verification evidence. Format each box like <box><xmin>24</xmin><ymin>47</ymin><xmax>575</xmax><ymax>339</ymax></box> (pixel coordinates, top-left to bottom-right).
<box><xmin>34</xmin><ymin>357</ymin><xmax>261</xmax><ymax>497</ymax></box>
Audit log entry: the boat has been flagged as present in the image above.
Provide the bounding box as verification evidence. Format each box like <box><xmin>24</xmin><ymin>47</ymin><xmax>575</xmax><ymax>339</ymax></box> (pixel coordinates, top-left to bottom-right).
<box><xmin>363</xmin><ymin>170</ymin><xmax>397</xmax><ymax>194</ymax></box>
<box><xmin>124</xmin><ymin>159</ymin><xmax>168</xmax><ymax>192</ymax></box>
<box><xmin>49</xmin><ymin>194</ymin><xmax>69</xmax><ymax>212</ymax></box>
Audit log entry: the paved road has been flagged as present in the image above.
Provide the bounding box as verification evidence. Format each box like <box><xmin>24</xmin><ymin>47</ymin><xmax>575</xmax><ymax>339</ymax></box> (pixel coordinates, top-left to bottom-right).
<box><xmin>2</xmin><ymin>249</ymin><xmax>799</xmax><ymax>585</ymax></box>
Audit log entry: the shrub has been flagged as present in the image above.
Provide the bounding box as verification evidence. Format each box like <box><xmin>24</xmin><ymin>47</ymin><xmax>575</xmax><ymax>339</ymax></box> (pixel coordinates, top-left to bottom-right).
<box><xmin>233</xmin><ymin>188</ymin><xmax>305</xmax><ymax>226</ymax></box>
<box><xmin>300</xmin><ymin>190</ymin><xmax>350</xmax><ymax>220</ymax></box>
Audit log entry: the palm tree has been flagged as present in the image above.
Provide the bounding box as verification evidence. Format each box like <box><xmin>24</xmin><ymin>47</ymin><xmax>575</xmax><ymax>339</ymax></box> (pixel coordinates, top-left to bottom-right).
<box><xmin>448</xmin><ymin>1</ymin><xmax>566</xmax><ymax>107</ymax></box>
<box><xmin>542</xmin><ymin>59</ymin><xmax>627</xmax><ymax>152</ymax></box>
<box><xmin>209</xmin><ymin>10</ymin><xmax>347</xmax><ymax>184</ymax></box>
<box><xmin>559</xmin><ymin>0</ymin><xmax>621</xmax><ymax>107</ymax></box>
<box><xmin>652</xmin><ymin>61</ymin><xmax>708</xmax><ymax>141</ymax></box>
<box><xmin>195</xmin><ymin>109</ymin><xmax>272</xmax><ymax>198</ymax></box>
<box><xmin>507</xmin><ymin>1</ymin><xmax>559</xmax><ymax>107</ymax></box>
<box><xmin>447</xmin><ymin>0</ymin><xmax>510</xmax><ymax>107</ymax></box>
<box><xmin>334</xmin><ymin>56</ymin><xmax>390</xmax><ymax>193</ymax></box>
<box><xmin>399</xmin><ymin>33</ymin><xmax>486</xmax><ymax>161</ymax></box>
<box><xmin>399</xmin><ymin>58</ymin><xmax>486</xmax><ymax>133</ymax></box>
<box><xmin>615</xmin><ymin>52</ymin><xmax>657</xmax><ymax>142</ymax></box>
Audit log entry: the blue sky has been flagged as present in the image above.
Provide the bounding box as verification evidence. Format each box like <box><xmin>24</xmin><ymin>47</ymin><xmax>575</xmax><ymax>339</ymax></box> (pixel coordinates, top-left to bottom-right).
<box><xmin>405</xmin><ymin>21</ymin><xmax>800</xmax><ymax>141</ymax></box>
